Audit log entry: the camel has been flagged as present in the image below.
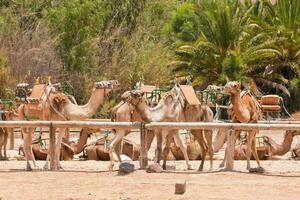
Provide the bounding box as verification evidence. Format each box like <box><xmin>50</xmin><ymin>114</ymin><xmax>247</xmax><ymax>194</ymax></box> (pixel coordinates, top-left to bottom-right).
<box><xmin>263</xmin><ymin>130</ymin><xmax>300</xmax><ymax>159</ymax></box>
<box><xmin>20</xmin><ymin>128</ymin><xmax>93</xmax><ymax>161</ymax></box>
<box><xmin>118</xmin><ymin>87</ymin><xmax>192</xmax><ymax>171</ymax></box>
<box><xmin>18</xmin><ymin>80</ymin><xmax>118</xmax><ymax>171</ymax></box>
<box><xmin>221</xmin><ymin>81</ymin><xmax>262</xmax><ymax>170</ymax></box>
<box><xmin>124</xmin><ymin>85</ymin><xmax>214</xmax><ymax>171</ymax></box>
<box><xmin>105</xmin><ymin>94</ymin><xmax>156</xmax><ymax>170</ymax></box>
<box><xmin>84</xmin><ymin>136</ymin><xmax>140</xmax><ymax>161</ymax></box>
<box><xmin>124</xmin><ymin>85</ymin><xmax>213</xmax><ymax>171</ymax></box>
<box><xmin>0</xmin><ymin>111</ymin><xmax>16</xmax><ymax>160</ymax></box>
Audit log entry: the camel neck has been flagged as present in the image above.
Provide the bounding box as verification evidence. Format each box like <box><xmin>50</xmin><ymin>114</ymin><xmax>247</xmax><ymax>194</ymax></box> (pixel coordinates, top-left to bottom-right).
<box><xmin>74</xmin><ymin>129</ymin><xmax>90</xmax><ymax>154</ymax></box>
<box><xmin>135</xmin><ymin>101</ymin><xmax>165</xmax><ymax>123</ymax></box>
<box><xmin>213</xmin><ymin>129</ymin><xmax>227</xmax><ymax>153</ymax></box>
<box><xmin>273</xmin><ymin>132</ymin><xmax>294</xmax><ymax>155</ymax></box>
<box><xmin>64</xmin><ymin>88</ymin><xmax>107</xmax><ymax>120</ymax></box>
<box><xmin>231</xmin><ymin>92</ymin><xmax>250</xmax><ymax>123</ymax></box>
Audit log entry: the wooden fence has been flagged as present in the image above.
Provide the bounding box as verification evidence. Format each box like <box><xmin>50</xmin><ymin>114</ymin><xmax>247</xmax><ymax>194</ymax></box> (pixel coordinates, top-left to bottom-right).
<box><xmin>1</xmin><ymin>120</ymin><xmax>300</xmax><ymax>171</ymax></box>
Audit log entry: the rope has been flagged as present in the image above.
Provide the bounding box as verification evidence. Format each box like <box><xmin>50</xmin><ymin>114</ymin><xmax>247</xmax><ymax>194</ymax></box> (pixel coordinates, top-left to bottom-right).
<box><xmin>280</xmin><ymin>97</ymin><xmax>293</xmax><ymax>119</ymax></box>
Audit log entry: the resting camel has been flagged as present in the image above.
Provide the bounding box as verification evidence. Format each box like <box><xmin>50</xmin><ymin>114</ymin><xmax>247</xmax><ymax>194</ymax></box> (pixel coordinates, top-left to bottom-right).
<box><xmin>221</xmin><ymin>81</ymin><xmax>262</xmax><ymax>170</ymax></box>
<box><xmin>18</xmin><ymin>80</ymin><xmax>118</xmax><ymax>171</ymax></box>
<box><xmin>120</xmin><ymin>87</ymin><xmax>192</xmax><ymax>171</ymax></box>
<box><xmin>84</xmin><ymin>136</ymin><xmax>140</xmax><ymax>161</ymax></box>
<box><xmin>262</xmin><ymin>130</ymin><xmax>300</xmax><ymax>159</ymax></box>
<box><xmin>20</xmin><ymin>128</ymin><xmax>93</xmax><ymax>160</ymax></box>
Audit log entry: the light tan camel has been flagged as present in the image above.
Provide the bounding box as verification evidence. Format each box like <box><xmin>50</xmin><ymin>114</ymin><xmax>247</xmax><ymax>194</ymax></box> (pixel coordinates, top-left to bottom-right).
<box><xmin>171</xmin><ymin>84</ymin><xmax>214</xmax><ymax>171</ymax></box>
<box><xmin>221</xmin><ymin>81</ymin><xmax>262</xmax><ymax>170</ymax></box>
<box><xmin>84</xmin><ymin>136</ymin><xmax>140</xmax><ymax>161</ymax></box>
<box><xmin>120</xmin><ymin>87</ymin><xmax>192</xmax><ymax>171</ymax></box>
<box><xmin>18</xmin><ymin>80</ymin><xmax>118</xmax><ymax>170</ymax></box>
<box><xmin>262</xmin><ymin>130</ymin><xmax>300</xmax><ymax>159</ymax></box>
<box><xmin>107</xmin><ymin>98</ymin><xmax>155</xmax><ymax>167</ymax></box>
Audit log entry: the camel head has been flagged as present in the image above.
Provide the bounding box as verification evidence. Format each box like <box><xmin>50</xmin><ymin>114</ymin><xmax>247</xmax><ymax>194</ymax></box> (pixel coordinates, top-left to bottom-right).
<box><xmin>223</xmin><ymin>81</ymin><xmax>241</xmax><ymax>95</ymax></box>
<box><xmin>94</xmin><ymin>80</ymin><xmax>119</xmax><ymax>89</ymax></box>
<box><xmin>122</xmin><ymin>90</ymin><xmax>146</xmax><ymax>106</ymax></box>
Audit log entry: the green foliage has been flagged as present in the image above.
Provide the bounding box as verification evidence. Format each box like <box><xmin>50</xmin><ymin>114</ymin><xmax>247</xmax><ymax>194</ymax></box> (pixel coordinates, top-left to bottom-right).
<box><xmin>0</xmin><ymin>52</ymin><xmax>12</xmax><ymax>98</ymax></box>
<box><xmin>1</xmin><ymin>0</ymin><xmax>300</xmax><ymax>112</ymax></box>
<box><xmin>219</xmin><ymin>52</ymin><xmax>242</xmax><ymax>84</ymax></box>
<box><xmin>165</xmin><ymin>2</ymin><xmax>199</xmax><ymax>42</ymax></box>
<box><xmin>46</xmin><ymin>0</ymin><xmax>107</xmax><ymax>72</ymax></box>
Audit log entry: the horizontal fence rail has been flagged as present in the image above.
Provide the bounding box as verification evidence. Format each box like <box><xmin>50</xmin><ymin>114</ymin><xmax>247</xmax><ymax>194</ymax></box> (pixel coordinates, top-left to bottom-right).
<box><xmin>146</xmin><ymin>122</ymin><xmax>300</xmax><ymax>130</ymax></box>
<box><xmin>0</xmin><ymin>121</ymin><xmax>143</xmax><ymax>128</ymax></box>
<box><xmin>1</xmin><ymin>120</ymin><xmax>300</xmax><ymax>172</ymax></box>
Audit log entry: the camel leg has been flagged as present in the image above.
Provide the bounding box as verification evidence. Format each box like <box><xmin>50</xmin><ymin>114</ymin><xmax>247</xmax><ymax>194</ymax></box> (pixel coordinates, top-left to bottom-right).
<box><xmin>56</xmin><ymin>128</ymin><xmax>65</xmax><ymax>170</ymax></box>
<box><xmin>44</xmin><ymin>154</ymin><xmax>50</xmax><ymax>170</ymax></box>
<box><xmin>114</xmin><ymin>140</ymin><xmax>122</xmax><ymax>163</ymax></box>
<box><xmin>22</xmin><ymin>128</ymin><xmax>33</xmax><ymax>171</ymax></box>
<box><xmin>3</xmin><ymin>129</ymin><xmax>8</xmax><ymax>160</ymax></box>
<box><xmin>108</xmin><ymin>129</ymin><xmax>125</xmax><ymax>171</ymax></box>
<box><xmin>8</xmin><ymin>128</ymin><xmax>14</xmax><ymax>150</ymax></box>
<box><xmin>194</xmin><ymin>130</ymin><xmax>207</xmax><ymax>171</ymax></box>
<box><xmin>249</xmin><ymin>131</ymin><xmax>261</xmax><ymax>168</ymax></box>
<box><xmin>204</xmin><ymin>129</ymin><xmax>213</xmax><ymax>171</ymax></box>
<box><xmin>0</xmin><ymin>130</ymin><xmax>3</xmax><ymax>160</ymax></box>
<box><xmin>154</xmin><ymin>130</ymin><xmax>162</xmax><ymax>164</ymax></box>
<box><xmin>245</xmin><ymin>130</ymin><xmax>259</xmax><ymax>170</ymax></box>
<box><xmin>173</xmin><ymin>131</ymin><xmax>192</xmax><ymax>170</ymax></box>
<box><xmin>146</xmin><ymin>129</ymin><xmax>155</xmax><ymax>151</ymax></box>
<box><xmin>219</xmin><ymin>130</ymin><xmax>240</xmax><ymax>168</ymax></box>
<box><xmin>162</xmin><ymin>133</ymin><xmax>173</xmax><ymax>170</ymax></box>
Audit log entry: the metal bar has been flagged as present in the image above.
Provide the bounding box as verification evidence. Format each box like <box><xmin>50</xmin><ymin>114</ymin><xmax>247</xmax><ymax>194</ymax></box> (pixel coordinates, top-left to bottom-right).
<box><xmin>0</xmin><ymin>121</ymin><xmax>142</xmax><ymax>129</ymax></box>
<box><xmin>146</xmin><ymin>122</ymin><xmax>300</xmax><ymax>131</ymax></box>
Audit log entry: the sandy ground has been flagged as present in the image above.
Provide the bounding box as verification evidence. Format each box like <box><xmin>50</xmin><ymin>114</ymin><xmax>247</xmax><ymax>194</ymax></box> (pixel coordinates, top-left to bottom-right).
<box><xmin>1</xmin><ymin>130</ymin><xmax>300</xmax><ymax>200</ymax></box>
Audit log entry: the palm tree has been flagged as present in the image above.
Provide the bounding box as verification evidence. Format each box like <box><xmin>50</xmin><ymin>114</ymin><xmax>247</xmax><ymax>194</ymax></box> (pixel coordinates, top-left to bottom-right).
<box><xmin>171</xmin><ymin>0</ymin><xmax>253</xmax><ymax>88</ymax></box>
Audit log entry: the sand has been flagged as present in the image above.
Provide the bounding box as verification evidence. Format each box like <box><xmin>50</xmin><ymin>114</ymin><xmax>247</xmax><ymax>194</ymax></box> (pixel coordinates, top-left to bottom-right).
<box><xmin>0</xmin><ymin>130</ymin><xmax>300</xmax><ymax>200</ymax></box>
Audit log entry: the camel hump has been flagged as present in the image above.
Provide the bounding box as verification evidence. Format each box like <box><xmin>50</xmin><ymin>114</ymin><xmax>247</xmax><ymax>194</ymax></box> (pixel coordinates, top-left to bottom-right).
<box><xmin>49</xmin><ymin>92</ymin><xmax>68</xmax><ymax>111</ymax></box>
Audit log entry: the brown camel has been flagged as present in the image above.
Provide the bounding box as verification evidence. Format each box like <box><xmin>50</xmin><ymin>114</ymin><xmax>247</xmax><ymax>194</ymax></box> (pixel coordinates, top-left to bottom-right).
<box><xmin>213</xmin><ymin>128</ymin><xmax>300</xmax><ymax>160</ymax></box>
<box><xmin>84</xmin><ymin>136</ymin><xmax>140</xmax><ymax>161</ymax></box>
<box><xmin>18</xmin><ymin>80</ymin><xmax>118</xmax><ymax>171</ymax></box>
<box><xmin>20</xmin><ymin>128</ymin><xmax>93</xmax><ymax>161</ymax></box>
<box><xmin>221</xmin><ymin>81</ymin><xmax>262</xmax><ymax>170</ymax></box>
<box><xmin>0</xmin><ymin>111</ymin><xmax>15</xmax><ymax>160</ymax></box>
<box><xmin>120</xmin><ymin>87</ymin><xmax>192</xmax><ymax>171</ymax></box>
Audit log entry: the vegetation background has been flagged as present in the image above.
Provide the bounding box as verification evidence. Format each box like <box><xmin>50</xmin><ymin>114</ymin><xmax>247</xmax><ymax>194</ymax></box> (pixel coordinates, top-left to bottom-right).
<box><xmin>0</xmin><ymin>0</ymin><xmax>299</xmax><ymax>117</ymax></box>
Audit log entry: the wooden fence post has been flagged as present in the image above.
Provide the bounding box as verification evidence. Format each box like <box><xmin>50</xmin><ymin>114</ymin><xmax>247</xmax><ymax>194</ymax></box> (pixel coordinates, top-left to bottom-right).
<box><xmin>140</xmin><ymin>122</ymin><xmax>148</xmax><ymax>169</ymax></box>
<box><xmin>225</xmin><ymin>128</ymin><xmax>235</xmax><ymax>171</ymax></box>
<box><xmin>49</xmin><ymin>124</ymin><xmax>58</xmax><ymax>171</ymax></box>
